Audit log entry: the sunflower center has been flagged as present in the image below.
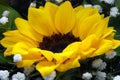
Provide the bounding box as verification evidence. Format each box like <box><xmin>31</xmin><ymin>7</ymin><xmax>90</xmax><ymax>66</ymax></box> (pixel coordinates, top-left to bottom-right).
<box><xmin>39</xmin><ymin>33</ymin><xmax>80</xmax><ymax>53</ymax></box>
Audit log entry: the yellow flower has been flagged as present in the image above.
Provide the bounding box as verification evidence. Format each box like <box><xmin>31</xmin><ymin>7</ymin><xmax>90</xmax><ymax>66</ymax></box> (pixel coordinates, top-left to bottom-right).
<box><xmin>1</xmin><ymin>1</ymin><xmax>120</xmax><ymax>77</ymax></box>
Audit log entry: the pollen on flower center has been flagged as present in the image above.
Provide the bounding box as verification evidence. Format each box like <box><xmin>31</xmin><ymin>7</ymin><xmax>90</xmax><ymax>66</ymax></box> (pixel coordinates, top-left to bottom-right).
<box><xmin>39</xmin><ymin>33</ymin><xmax>80</xmax><ymax>53</ymax></box>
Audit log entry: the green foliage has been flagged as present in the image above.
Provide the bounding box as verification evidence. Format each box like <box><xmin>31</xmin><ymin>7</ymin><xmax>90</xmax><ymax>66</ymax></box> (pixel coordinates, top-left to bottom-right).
<box><xmin>109</xmin><ymin>16</ymin><xmax>120</xmax><ymax>56</ymax></box>
<box><xmin>115</xmin><ymin>0</ymin><xmax>120</xmax><ymax>10</ymax></box>
<box><xmin>0</xmin><ymin>3</ymin><xmax>21</xmax><ymax>30</ymax></box>
<box><xmin>0</xmin><ymin>0</ymin><xmax>120</xmax><ymax>79</ymax></box>
<box><xmin>0</xmin><ymin>3</ymin><xmax>21</xmax><ymax>64</ymax></box>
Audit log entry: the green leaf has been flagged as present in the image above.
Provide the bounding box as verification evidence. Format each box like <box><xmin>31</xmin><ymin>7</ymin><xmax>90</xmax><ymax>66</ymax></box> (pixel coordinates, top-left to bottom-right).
<box><xmin>109</xmin><ymin>16</ymin><xmax>120</xmax><ymax>56</ymax></box>
<box><xmin>0</xmin><ymin>3</ymin><xmax>21</xmax><ymax>64</ymax></box>
<box><xmin>109</xmin><ymin>16</ymin><xmax>120</xmax><ymax>37</ymax></box>
<box><xmin>0</xmin><ymin>3</ymin><xmax>21</xmax><ymax>30</ymax></box>
<box><xmin>115</xmin><ymin>47</ymin><xmax>120</xmax><ymax>56</ymax></box>
<box><xmin>89</xmin><ymin>0</ymin><xmax>100</xmax><ymax>4</ymax></box>
<box><xmin>0</xmin><ymin>49</ymin><xmax>15</xmax><ymax>65</ymax></box>
<box><xmin>115</xmin><ymin>0</ymin><xmax>120</xmax><ymax>10</ymax></box>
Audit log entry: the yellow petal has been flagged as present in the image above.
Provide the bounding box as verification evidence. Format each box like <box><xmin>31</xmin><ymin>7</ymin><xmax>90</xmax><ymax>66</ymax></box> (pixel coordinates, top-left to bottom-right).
<box><xmin>54</xmin><ymin>51</ymin><xmax>75</xmax><ymax>63</ymax></box>
<box><xmin>87</xmin><ymin>17</ymin><xmax>109</xmax><ymax>39</ymax></box>
<box><xmin>55</xmin><ymin>1</ymin><xmax>75</xmax><ymax>34</ymax></box>
<box><xmin>76</xmin><ymin>8</ymin><xmax>98</xmax><ymax>21</ymax></box>
<box><xmin>39</xmin><ymin>49</ymin><xmax>54</xmax><ymax>61</ymax></box>
<box><xmin>72</xmin><ymin>8</ymin><xmax>98</xmax><ymax>37</ymax></box>
<box><xmin>80</xmin><ymin>48</ymin><xmax>96</xmax><ymax>59</ymax></box>
<box><xmin>112</xmin><ymin>40</ymin><xmax>120</xmax><ymax>49</ymax></box>
<box><xmin>36</xmin><ymin>61</ymin><xmax>59</xmax><ymax>77</ymax></box>
<box><xmin>4</xmin><ymin>47</ymin><xmax>13</xmax><ymax>56</ymax></box>
<box><xmin>15</xmin><ymin>18</ymin><xmax>43</xmax><ymax>41</ymax></box>
<box><xmin>17</xmin><ymin>48</ymin><xmax>44</xmax><ymax>67</ymax></box>
<box><xmin>28</xmin><ymin>8</ymin><xmax>54</xmax><ymax>36</ymax></box>
<box><xmin>17</xmin><ymin>60</ymin><xmax>36</xmax><ymax>67</ymax></box>
<box><xmin>44</xmin><ymin>2</ymin><xmax>58</xmax><ymax>34</ymax></box>
<box><xmin>91</xmin><ymin>39</ymin><xmax>113</xmax><ymax>57</ymax></box>
<box><xmin>1</xmin><ymin>30</ymin><xmax>37</xmax><ymax>48</ymax></box>
<box><xmin>63</xmin><ymin>42</ymin><xmax>81</xmax><ymax>52</ymax></box>
<box><xmin>56</xmin><ymin>57</ymin><xmax>80</xmax><ymax>72</ymax></box>
<box><xmin>78</xmin><ymin>35</ymin><xmax>98</xmax><ymax>51</ymax></box>
<box><xmin>22</xmin><ymin>48</ymin><xmax>42</xmax><ymax>60</ymax></box>
<box><xmin>77</xmin><ymin>35</ymin><xmax>97</xmax><ymax>59</ymax></box>
<box><xmin>102</xmin><ymin>27</ymin><xmax>115</xmax><ymax>39</ymax></box>
<box><xmin>1</xmin><ymin>37</ymin><xmax>17</xmax><ymax>48</ymax></box>
<box><xmin>78</xmin><ymin>13</ymin><xmax>102</xmax><ymax>40</ymax></box>
<box><xmin>74</xmin><ymin>5</ymin><xmax>83</xmax><ymax>13</ymax></box>
<box><xmin>12</xmin><ymin>42</ymin><xmax>34</xmax><ymax>55</ymax></box>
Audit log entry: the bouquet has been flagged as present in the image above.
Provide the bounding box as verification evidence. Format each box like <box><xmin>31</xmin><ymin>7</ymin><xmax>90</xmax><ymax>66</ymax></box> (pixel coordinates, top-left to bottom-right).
<box><xmin>0</xmin><ymin>0</ymin><xmax>120</xmax><ymax>80</ymax></box>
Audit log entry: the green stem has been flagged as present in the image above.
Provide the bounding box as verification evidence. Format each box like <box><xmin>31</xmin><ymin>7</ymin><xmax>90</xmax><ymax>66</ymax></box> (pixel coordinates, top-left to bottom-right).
<box><xmin>55</xmin><ymin>72</ymin><xmax>64</xmax><ymax>80</ymax></box>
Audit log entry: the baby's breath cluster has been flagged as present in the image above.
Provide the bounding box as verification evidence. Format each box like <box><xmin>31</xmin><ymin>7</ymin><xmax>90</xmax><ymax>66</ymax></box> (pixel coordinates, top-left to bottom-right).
<box><xmin>100</xmin><ymin>0</ymin><xmax>114</xmax><ymax>5</ymax></box>
<box><xmin>0</xmin><ymin>70</ymin><xmax>9</xmax><ymax>80</ymax></box>
<box><xmin>113</xmin><ymin>75</ymin><xmax>120</xmax><ymax>80</ymax></box>
<box><xmin>83</xmin><ymin>0</ymin><xmax>120</xmax><ymax>17</ymax></box>
<box><xmin>83</xmin><ymin>4</ymin><xmax>102</xmax><ymax>13</ymax></box>
<box><xmin>79</xmin><ymin>50</ymin><xmax>119</xmax><ymax>80</ymax></box>
<box><xmin>0</xmin><ymin>0</ymin><xmax>120</xmax><ymax>80</ymax></box>
<box><xmin>0</xmin><ymin>10</ymin><xmax>9</xmax><ymax>25</ymax></box>
<box><xmin>29</xmin><ymin>2</ymin><xmax>36</xmax><ymax>8</ymax></box>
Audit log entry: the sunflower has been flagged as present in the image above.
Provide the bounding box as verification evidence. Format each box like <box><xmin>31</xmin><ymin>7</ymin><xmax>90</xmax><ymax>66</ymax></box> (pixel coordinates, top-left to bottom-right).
<box><xmin>1</xmin><ymin>1</ymin><xmax>120</xmax><ymax>77</ymax></box>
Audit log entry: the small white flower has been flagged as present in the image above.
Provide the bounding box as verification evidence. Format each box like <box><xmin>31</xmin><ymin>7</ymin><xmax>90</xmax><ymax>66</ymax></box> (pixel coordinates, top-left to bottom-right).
<box><xmin>99</xmin><ymin>62</ymin><xmax>107</xmax><ymax>70</ymax></box>
<box><xmin>84</xmin><ymin>4</ymin><xmax>92</xmax><ymax>8</ymax></box>
<box><xmin>13</xmin><ymin>54</ymin><xmax>22</xmax><ymax>62</ymax></box>
<box><xmin>12</xmin><ymin>72</ymin><xmax>25</xmax><ymax>80</ymax></box>
<box><xmin>113</xmin><ymin>75</ymin><xmax>120</xmax><ymax>80</ymax></box>
<box><xmin>0</xmin><ymin>70</ymin><xmax>9</xmax><ymax>80</ymax></box>
<box><xmin>29</xmin><ymin>2</ymin><xmax>36</xmax><ymax>8</ymax></box>
<box><xmin>92</xmin><ymin>59</ymin><xmax>106</xmax><ymax>70</ymax></box>
<box><xmin>92</xmin><ymin>59</ymin><xmax>103</xmax><ymax>69</ymax></box>
<box><xmin>95</xmin><ymin>71</ymin><xmax>106</xmax><ymax>80</ymax></box>
<box><xmin>55</xmin><ymin>0</ymin><xmax>63</xmax><ymax>3</ymax></box>
<box><xmin>93</xmin><ymin>5</ymin><xmax>102</xmax><ymax>13</ymax></box>
<box><xmin>0</xmin><ymin>16</ymin><xmax>8</xmax><ymax>25</ymax></box>
<box><xmin>2</xmin><ymin>10</ymin><xmax>10</xmax><ymax>17</ymax></box>
<box><xmin>110</xmin><ymin>7</ymin><xmax>120</xmax><ymax>17</ymax></box>
<box><xmin>43</xmin><ymin>71</ymin><xmax>56</xmax><ymax>80</ymax></box>
<box><xmin>24</xmin><ymin>67</ymin><xmax>34</xmax><ymax>75</ymax></box>
<box><xmin>84</xmin><ymin>4</ymin><xmax>102</xmax><ymax>13</ymax></box>
<box><xmin>82</xmin><ymin>72</ymin><xmax>92</xmax><ymax>80</ymax></box>
<box><xmin>106</xmin><ymin>50</ymin><xmax>117</xmax><ymax>59</ymax></box>
<box><xmin>100</xmin><ymin>0</ymin><xmax>114</xmax><ymax>5</ymax></box>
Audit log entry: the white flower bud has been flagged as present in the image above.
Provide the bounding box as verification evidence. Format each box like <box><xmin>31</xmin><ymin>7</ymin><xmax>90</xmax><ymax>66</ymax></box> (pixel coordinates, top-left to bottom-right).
<box><xmin>29</xmin><ymin>2</ymin><xmax>36</xmax><ymax>8</ymax></box>
<box><xmin>0</xmin><ymin>70</ymin><xmax>9</xmax><ymax>80</ymax></box>
<box><xmin>92</xmin><ymin>59</ymin><xmax>103</xmax><ymax>69</ymax></box>
<box><xmin>12</xmin><ymin>72</ymin><xmax>25</xmax><ymax>80</ymax></box>
<box><xmin>82</xmin><ymin>72</ymin><xmax>92</xmax><ymax>80</ymax></box>
<box><xmin>13</xmin><ymin>54</ymin><xmax>22</xmax><ymax>62</ymax></box>
<box><xmin>55</xmin><ymin>0</ymin><xmax>63</xmax><ymax>3</ymax></box>
<box><xmin>106</xmin><ymin>50</ymin><xmax>117</xmax><ymax>59</ymax></box>
<box><xmin>98</xmin><ymin>62</ymin><xmax>107</xmax><ymax>70</ymax></box>
<box><xmin>110</xmin><ymin>7</ymin><xmax>120</xmax><ymax>17</ymax></box>
<box><xmin>43</xmin><ymin>71</ymin><xmax>56</xmax><ymax>80</ymax></box>
<box><xmin>24</xmin><ymin>67</ymin><xmax>34</xmax><ymax>75</ymax></box>
<box><xmin>93</xmin><ymin>5</ymin><xmax>102</xmax><ymax>13</ymax></box>
<box><xmin>0</xmin><ymin>16</ymin><xmax>8</xmax><ymax>25</ymax></box>
<box><xmin>113</xmin><ymin>75</ymin><xmax>120</xmax><ymax>80</ymax></box>
<box><xmin>84</xmin><ymin>4</ymin><xmax>92</xmax><ymax>8</ymax></box>
<box><xmin>100</xmin><ymin>0</ymin><xmax>114</xmax><ymax>5</ymax></box>
<box><xmin>92</xmin><ymin>59</ymin><xmax>106</xmax><ymax>70</ymax></box>
<box><xmin>2</xmin><ymin>10</ymin><xmax>10</xmax><ymax>17</ymax></box>
<box><xmin>95</xmin><ymin>71</ymin><xmax>106</xmax><ymax>80</ymax></box>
